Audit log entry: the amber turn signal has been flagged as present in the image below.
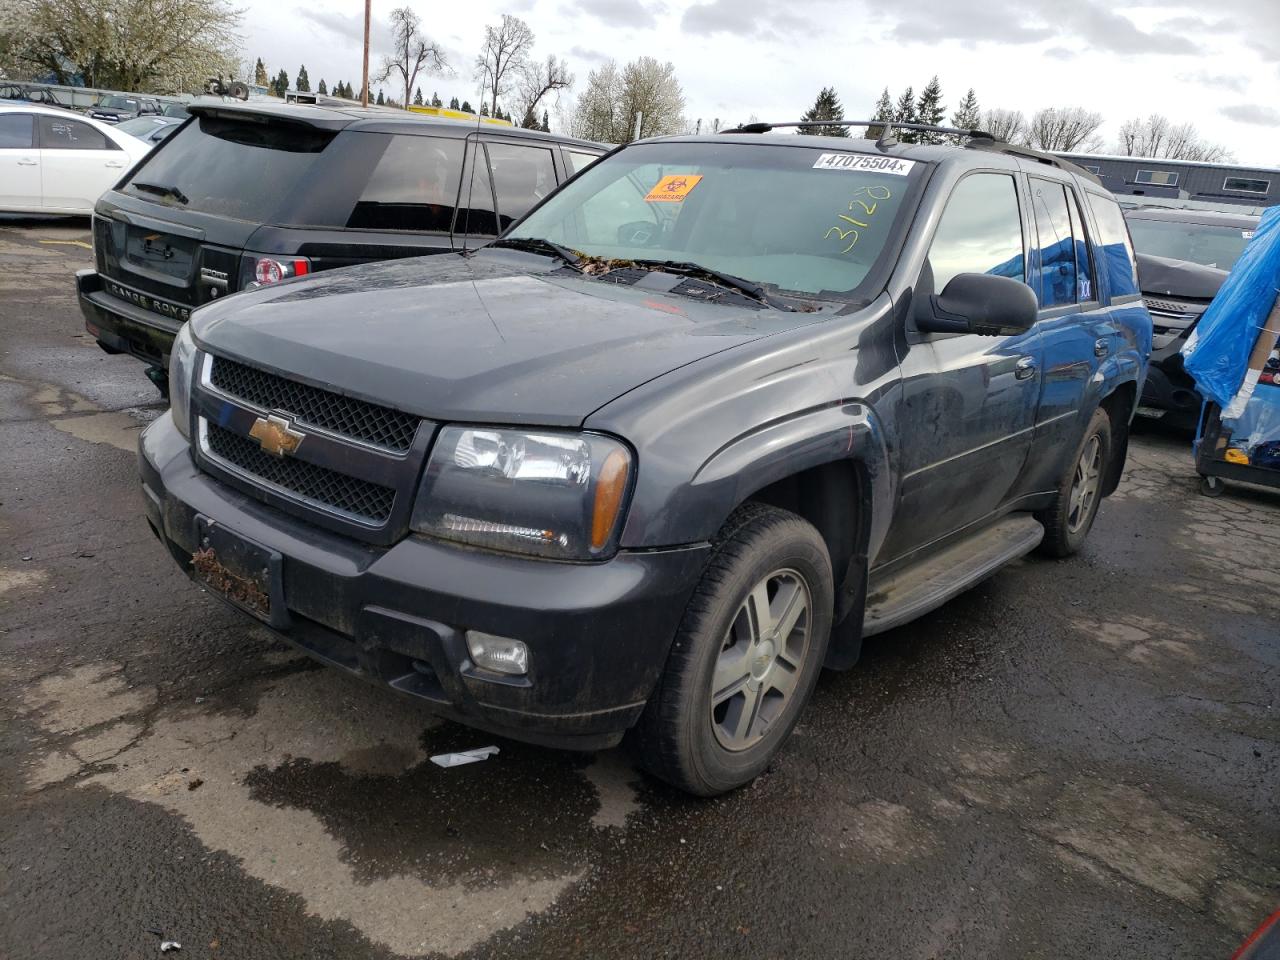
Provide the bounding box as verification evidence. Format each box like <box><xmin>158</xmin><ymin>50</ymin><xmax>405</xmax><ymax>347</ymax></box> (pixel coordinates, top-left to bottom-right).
<box><xmin>591</xmin><ymin>448</ymin><xmax>631</xmax><ymax>550</ymax></box>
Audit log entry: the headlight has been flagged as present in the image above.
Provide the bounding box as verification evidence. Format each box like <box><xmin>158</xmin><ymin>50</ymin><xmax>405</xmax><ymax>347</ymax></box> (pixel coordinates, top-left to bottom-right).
<box><xmin>168</xmin><ymin>322</ymin><xmax>197</xmax><ymax>439</ymax></box>
<box><xmin>411</xmin><ymin>427</ymin><xmax>633</xmax><ymax>560</ymax></box>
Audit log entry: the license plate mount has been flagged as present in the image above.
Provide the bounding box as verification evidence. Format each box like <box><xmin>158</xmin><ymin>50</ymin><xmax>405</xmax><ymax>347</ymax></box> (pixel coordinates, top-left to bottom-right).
<box><xmin>191</xmin><ymin>517</ymin><xmax>289</xmax><ymax>628</ymax></box>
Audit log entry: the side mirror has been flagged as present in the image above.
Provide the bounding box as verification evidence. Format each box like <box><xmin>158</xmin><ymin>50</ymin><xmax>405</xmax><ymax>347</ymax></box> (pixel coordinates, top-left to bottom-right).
<box><xmin>916</xmin><ymin>273</ymin><xmax>1039</xmax><ymax>336</ymax></box>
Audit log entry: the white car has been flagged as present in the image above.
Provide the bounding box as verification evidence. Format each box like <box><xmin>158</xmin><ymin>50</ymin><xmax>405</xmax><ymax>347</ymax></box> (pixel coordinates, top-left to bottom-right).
<box><xmin>0</xmin><ymin>104</ymin><xmax>150</xmax><ymax>215</ymax></box>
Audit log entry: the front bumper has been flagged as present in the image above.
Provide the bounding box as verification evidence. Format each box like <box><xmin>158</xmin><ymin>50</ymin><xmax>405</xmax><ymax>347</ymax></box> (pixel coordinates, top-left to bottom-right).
<box><xmin>139</xmin><ymin>413</ymin><xmax>710</xmax><ymax>750</ymax></box>
<box><xmin>1140</xmin><ymin>334</ymin><xmax>1202</xmax><ymax>419</ymax></box>
<box><xmin>78</xmin><ymin>269</ymin><xmax>182</xmax><ymax>367</ymax></box>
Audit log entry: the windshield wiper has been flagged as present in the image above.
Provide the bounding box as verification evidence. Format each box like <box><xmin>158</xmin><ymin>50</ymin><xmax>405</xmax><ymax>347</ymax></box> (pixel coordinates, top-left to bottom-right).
<box><xmin>490</xmin><ymin>236</ymin><xmax>584</xmax><ymax>271</ymax></box>
<box><xmin>130</xmin><ymin>182</ymin><xmax>189</xmax><ymax>205</ymax></box>
<box><xmin>630</xmin><ymin>259</ymin><xmax>793</xmax><ymax>311</ymax></box>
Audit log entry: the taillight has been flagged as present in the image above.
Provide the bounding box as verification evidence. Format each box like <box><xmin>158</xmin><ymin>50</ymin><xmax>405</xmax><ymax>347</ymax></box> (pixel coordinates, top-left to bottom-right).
<box><xmin>252</xmin><ymin>257</ymin><xmax>310</xmax><ymax>286</ymax></box>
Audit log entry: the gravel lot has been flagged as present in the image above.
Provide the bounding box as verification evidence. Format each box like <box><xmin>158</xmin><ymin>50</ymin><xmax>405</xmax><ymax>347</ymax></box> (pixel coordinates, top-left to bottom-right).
<box><xmin>2</xmin><ymin>219</ymin><xmax>1277</xmax><ymax>959</ymax></box>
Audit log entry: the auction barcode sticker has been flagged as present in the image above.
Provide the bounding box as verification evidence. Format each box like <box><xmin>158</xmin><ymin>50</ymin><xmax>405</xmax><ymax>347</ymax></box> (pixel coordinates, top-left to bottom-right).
<box><xmin>813</xmin><ymin>154</ymin><xmax>916</xmax><ymax>176</ymax></box>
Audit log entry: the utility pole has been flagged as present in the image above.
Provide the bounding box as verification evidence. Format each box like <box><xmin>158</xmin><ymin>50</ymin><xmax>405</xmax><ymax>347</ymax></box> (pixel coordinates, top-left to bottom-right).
<box><xmin>361</xmin><ymin>0</ymin><xmax>371</xmax><ymax>108</ymax></box>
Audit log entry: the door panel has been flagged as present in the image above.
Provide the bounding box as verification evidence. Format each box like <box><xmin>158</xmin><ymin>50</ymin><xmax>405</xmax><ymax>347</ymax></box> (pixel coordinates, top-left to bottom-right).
<box><xmin>1020</xmin><ymin>173</ymin><xmax>1119</xmax><ymax>493</ymax></box>
<box><xmin>0</xmin><ymin>114</ymin><xmax>40</xmax><ymax>210</ymax></box>
<box><xmin>880</xmin><ymin>170</ymin><xmax>1042</xmax><ymax>564</ymax></box>
<box><xmin>37</xmin><ymin>114</ymin><xmax>126</xmax><ymax>212</ymax></box>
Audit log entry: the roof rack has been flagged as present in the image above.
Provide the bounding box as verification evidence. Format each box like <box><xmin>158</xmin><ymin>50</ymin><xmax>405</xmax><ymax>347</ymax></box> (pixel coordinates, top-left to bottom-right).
<box><xmin>718</xmin><ymin>119</ymin><xmax>1094</xmax><ymax>177</ymax></box>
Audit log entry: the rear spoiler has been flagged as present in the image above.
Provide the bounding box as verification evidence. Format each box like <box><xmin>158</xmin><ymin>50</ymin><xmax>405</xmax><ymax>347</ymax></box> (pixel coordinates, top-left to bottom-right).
<box><xmin>186</xmin><ymin>98</ymin><xmax>351</xmax><ymax>131</ymax></box>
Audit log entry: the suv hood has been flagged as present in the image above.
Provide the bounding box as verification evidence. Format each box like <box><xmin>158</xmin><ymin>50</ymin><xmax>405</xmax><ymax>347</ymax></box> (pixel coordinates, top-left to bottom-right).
<box><xmin>1136</xmin><ymin>253</ymin><xmax>1227</xmax><ymax>301</ymax></box>
<box><xmin>192</xmin><ymin>251</ymin><xmax>825</xmax><ymax>427</ymax></box>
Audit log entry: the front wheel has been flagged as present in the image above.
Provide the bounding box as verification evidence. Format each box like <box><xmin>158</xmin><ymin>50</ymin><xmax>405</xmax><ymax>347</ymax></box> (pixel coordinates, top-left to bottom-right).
<box><xmin>631</xmin><ymin>503</ymin><xmax>833</xmax><ymax>796</ymax></box>
<box><xmin>1037</xmin><ymin>406</ymin><xmax>1112</xmax><ymax>557</ymax></box>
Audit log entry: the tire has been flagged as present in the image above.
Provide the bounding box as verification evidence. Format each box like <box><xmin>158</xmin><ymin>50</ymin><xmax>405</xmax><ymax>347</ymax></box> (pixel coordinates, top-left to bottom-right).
<box><xmin>1037</xmin><ymin>406</ymin><xmax>1112</xmax><ymax>557</ymax></box>
<box><xmin>631</xmin><ymin>502</ymin><xmax>834</xmax><ymax>796</ymax></box>
<box><xmin>228</xmin><ymin>80</ymin><xmax>249</xmax><ymax>101</ymax></box>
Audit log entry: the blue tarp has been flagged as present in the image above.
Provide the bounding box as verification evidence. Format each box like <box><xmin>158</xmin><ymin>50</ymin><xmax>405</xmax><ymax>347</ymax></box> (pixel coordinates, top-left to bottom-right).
<box><xmin>1181</xmin><ymin>204</ymin><xmax>1280</xmax><ymax>409</ymax></box>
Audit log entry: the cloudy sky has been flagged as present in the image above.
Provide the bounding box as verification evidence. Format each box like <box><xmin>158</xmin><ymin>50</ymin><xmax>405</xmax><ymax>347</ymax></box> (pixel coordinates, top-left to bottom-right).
<box><xmin>241</xmin><ymin>0</ymin><xmax>1280</xmax><ymax>166</ymax></box>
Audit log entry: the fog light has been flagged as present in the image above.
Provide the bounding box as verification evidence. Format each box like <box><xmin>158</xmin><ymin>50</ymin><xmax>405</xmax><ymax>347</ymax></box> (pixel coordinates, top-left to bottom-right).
<box><xmin>466</xmin><ymin>631</ymin><xmax>529</xmax><ymax>676</ymax></box>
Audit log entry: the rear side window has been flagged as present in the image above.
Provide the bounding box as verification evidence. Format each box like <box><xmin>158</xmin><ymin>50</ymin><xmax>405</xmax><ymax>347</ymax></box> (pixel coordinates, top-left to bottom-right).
<box><xmin>1064</xmin><ymin>188</ymin><xmax>1095</xmax><ymax>302</ymax></box>
<box><xmin>487</xmin><ymin>141</ymin><xmax>557</xmax><ymax>230</ymax></box>
<box><xmin>927</xmin><ymin>172</ymin><xmax>1026</xmax><ymax>290</ymax></box>
<box><xmin>1029</xmin><ymin>178</ymin><xmax>1079</xmax><ymax>308</ymax></box>
<box><xmin>0</xmin><ymin>114</ymin><xmax>34</xmax><ymax>148</ymax></box>
<box><xmin>1086</xmin><ymin>193</ymin><xmax>1140</xmax><ymax>299</ymax></box>
<box><xmin>122</xmin><ymin>115</ymin><xmax>334</xmax><ymax>221</ymax></box>
<box><xmin>346</xmin><ymin>135</ymin><xmax>463</xmax><ymax>232</ymax></box>
<box><xmin>567</xmin><ymin>150</ymin><xmax>599</xmax><ymax>174</ymax></box>
<box><xmin>40</xmin><ymin>116</ymin><xmax>116</xmax><ymax>151</ymax></box>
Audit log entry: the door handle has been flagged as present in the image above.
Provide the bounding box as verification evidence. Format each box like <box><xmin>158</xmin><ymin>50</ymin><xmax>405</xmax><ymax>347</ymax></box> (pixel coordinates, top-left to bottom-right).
<box><xmin>105</xmin><ymin>160</ymin><xmax>125</xmax><ymax>168</ymax></box>
<box><xmin>17</xmin><ymin>158</ymin><xmax>37</xmax><ymax>166</ymax></box>
<box><xmin>1014</xmin><ymin>356</ymin><xmax>1038</xmax><ymax>380</ymax></box>
<box><xmin>1094</xmin><ymin>338</ymin><xmax>1110</xmax><ymax>358</ymax></box>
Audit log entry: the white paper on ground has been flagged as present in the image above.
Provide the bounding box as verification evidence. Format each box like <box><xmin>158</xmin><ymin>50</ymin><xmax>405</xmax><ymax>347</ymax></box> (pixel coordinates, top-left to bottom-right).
<box><xmin>430</xmin><ymin>746</ymin><xmax>500</xmax><ymax>768</ymax></box>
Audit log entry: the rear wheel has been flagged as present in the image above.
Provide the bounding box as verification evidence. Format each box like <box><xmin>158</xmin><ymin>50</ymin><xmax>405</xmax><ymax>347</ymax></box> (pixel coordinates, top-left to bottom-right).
<box><xmin>632</xmin><ymin>503</ymin><xmax>833</xmax><ymax>796</ymax></box>
<box><xmin>1037</xmin><ymin>406</ymin><xmax>1112</xmax><ymax>557</ymax></box>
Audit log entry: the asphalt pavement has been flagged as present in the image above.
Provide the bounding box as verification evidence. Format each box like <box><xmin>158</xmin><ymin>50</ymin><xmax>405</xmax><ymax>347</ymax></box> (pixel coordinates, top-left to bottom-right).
<box><xmin>1</xmin><ymin>220</ymin><xmax>1277</xmax><ymax>959</ymax></box>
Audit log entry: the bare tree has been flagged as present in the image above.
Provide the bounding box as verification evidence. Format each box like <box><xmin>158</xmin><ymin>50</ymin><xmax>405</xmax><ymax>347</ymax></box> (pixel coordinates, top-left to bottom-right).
<box><xmin>1026</xmin><ymin>106</ymin><xmax>1104</xmax><ymax>152</ymax></box>
<box><xmin>1</xmin><ymin>0</ymin><xmax>242</xmax><ymax>92</ymax></box>
<box><xmin>980</xmin><ymin>108</ymin><xmax>1028</xmax><ymax>144</ymax></box>
<box><xmin>514</xmin><ymin>54</ymin><xmax>572</xmax><ymax>129</ymax></box>
<box><xmin>475</xmin><ymin>14</ymin><xmax>534</xmax><ymax>117</ymax></box>
<box><xmin>1117</xmin><ymin>113</ymin><xmax>1233</xmax><ymax>162</ymax></box>
<box><xmin>373</xmin><ymin>7</ymin><xmax>448</xmax><ymax>111</ymax></box>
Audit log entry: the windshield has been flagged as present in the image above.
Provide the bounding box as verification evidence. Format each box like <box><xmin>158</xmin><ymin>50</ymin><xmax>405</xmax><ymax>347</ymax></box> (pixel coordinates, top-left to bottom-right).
<box><xmin>1126</xmin><ymin>216</ymin><xmax>1254</xmax><ymax>271</ymax></box>
<box><xmin>507</xmin><ymin>141</ymin><xmax>922</xmax><ymax>297</ymax></box>
<box><xmin>116</xmin><ymin>117</ymin><xmax>165</xmax><ymax>137</ymax></box>
<box><xmin>100</xmin><ymin>96</ymin><xmax>141</xmax><ymax>111</ymax></box>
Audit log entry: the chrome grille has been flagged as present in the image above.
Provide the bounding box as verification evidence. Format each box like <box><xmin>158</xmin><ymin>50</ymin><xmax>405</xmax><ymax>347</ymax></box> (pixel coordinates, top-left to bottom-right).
<box><xmin>209</xmin><ymin>356</ymin><xmax>419</xmax><ymax>453</ymax></box>
<box><xmin>205</xmin><ymin>422</ymin><xmax>395</xmax><ymax>524</ymax></box>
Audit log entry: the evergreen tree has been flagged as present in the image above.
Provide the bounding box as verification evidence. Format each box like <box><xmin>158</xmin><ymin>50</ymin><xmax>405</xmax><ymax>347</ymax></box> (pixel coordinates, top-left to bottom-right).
<box><xmin>413</xmin><ymin>86</ymin><xmax>423</xmax><ymax>105</ymax></box>
<box><xmin>893</xmin><ymin>86</ymin><xmax>917</xmax><ymax>141</ymax></box>
<box><xmin>950</xmin><ymin>87</ymin><xmax>981</xmax><ymax>137</ymax></box>
<box><xmin>915</xmin><ymin>75</ymin><xmax>945</xmax><ymax>143</ymax></box>
<box><xmin>271</xmin><ymin>68</ymin><xmax>289</xmax><ymax>98</ymax></box>
<box><xmin>460</xmin><ymin>99</ymin><xmax>472</xmax><ymax>113</ymax></box>
<box><xmin>865</xmin><ymin>86</ymin><xmax>895</xmax><ymax>140</ymax></box>
<box><xmin>449</xmin><ymin>96</ymin><xmax>460</xmax><ymax>110</ymax></box>
<box><xmin>431</xmin><ymin>92</ymin><xmax>442</xmax><ymax>107</ymax></box>
<box><xmin>798</xmin><ymin>86</ymin><xmax>849</xmax><ymax>137</ymax></box>
<box><xmin>317</xmin><ymin>79</ymin><xmax>327</xmax><ymax>95</ymax></box>
<box><xmin>253</xmin><ymin>58</ymin><xmax>268</xmax><ymax>87</ymax></box>
<box><xmin>375</xmin><ymin>89</ymin><xmax>385</xmax><ymax>105</ymax></box>
<box><xmin>296</xmin><ymin>64</ymin><xmax>310</xmax><ymax>93</ymax></box>
<box><xmin>479</xmin><ymin>102</ymin><xmax>490</xmax><ymax>117</ymax></box>
<box><xmin>541</xmin><ymin>109</ymin><xmax>550</xmax><ymax>133</ymax></box>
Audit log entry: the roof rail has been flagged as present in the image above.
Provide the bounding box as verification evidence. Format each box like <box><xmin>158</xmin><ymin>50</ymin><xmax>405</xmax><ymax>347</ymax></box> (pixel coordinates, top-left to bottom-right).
<box><xmin>964</xmin><ymin>138</ymin><xmax>1099</xmax><ymax>179</ymax></box>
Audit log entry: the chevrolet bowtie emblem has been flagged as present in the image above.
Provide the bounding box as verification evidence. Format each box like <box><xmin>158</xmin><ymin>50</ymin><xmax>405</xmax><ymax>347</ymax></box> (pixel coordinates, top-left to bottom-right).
<box><xmin>248</xmin><ymin>414</ymin><xmax>305</xmax><ymax>457</ymax></box>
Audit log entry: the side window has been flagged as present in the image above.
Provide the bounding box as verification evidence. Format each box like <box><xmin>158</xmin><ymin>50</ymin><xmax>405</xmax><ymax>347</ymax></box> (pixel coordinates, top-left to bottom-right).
<box><xmin>567</xmin><ymin>150</ymin><xmax>599</xmax><ymax>175</ymax></box>
<box><xmin>926</xmin><ymin>173</ymin><xmax>1026</xmax><ymax>291</ymax></box>
<box><xmin>346</xmin><ymin>134</ymin><xmax>463</xmax><ymax>232</ymax></box>
<box><xmin>1029</xmin><ymin>178</ymin><xmax>1078</xmax><ymax>308</ymax></box>
<box><xmin>39</xmin><ymin>116</ymin><xmax>116</xmax><ymax>151</ymax></box>
<box><xmin>1064</xmin><ymin>188</ymin><xmax>1096</xmax><ymax>302</ymax></box>
<box><xmin>453</xmin><ymin>142</ymin><xmax>498</xmax><ymax>237</ymax></box>
<box><xmin>1086</xmin><ymin>192</ymin><xmax>1141</xmax><ymax>299</ymax></box>
<box><xmin>0</xmin><ymin>114</ymin><xmax>34</xmax><ymax>149</ymax></box>
<box><xmin>487</xmin><ymin>141</ymin><xmax>557</xmax><ymax>230</ymax></box>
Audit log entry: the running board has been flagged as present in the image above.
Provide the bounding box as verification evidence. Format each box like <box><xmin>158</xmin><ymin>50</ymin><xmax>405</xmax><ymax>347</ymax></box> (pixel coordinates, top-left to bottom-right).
<box><xmin>863</xmin><ymin>515</ymin><xmax>1044</xmax><ymax>637</ymax></box>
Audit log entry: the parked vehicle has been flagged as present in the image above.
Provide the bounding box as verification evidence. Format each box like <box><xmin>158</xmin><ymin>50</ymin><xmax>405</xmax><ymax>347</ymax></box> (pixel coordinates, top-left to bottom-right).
<box><xmin>138</xmin><ymin>121</ymin><xmax>1150</xmax><ymax>795</ymax></box>
<box><xmin>160</xmin><ymin>102</ymin><xmax>191</xmax><ymax>120</ymax></box>
<box><xmin>1125</xmin><ymin>206</ymin><xmax>1260</xmax><ymax>423</ymax></box>
<box><xmin>87</xmin><ymin>94</ymin><xmax>162</xmax><ymax>123</ymax></box>
<box><xmin>0</xmin><ymin>104</ymin><xmax>150</xmax><ymax>215</ymax></box>
<box><xmin>0</xmin><ymin>82</ymin><xmax>67</xmax><ymax>108</ymax></box>
<box><xmin>77</xmin><ymin>100</ymin><xmax>605</xmax><ymax>383</ymax></box>
<box><xmin>115</xmin><ymin>115</ymin><xmax>184</xmax><ymax>147</ymax></box>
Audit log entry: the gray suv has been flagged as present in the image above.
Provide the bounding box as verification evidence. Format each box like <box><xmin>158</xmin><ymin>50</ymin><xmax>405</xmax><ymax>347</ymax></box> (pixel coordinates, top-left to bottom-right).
<box><xmin>138</xmin><ymin>122</ymin><xmax>1151</xmax><ymax>795</ymax></box>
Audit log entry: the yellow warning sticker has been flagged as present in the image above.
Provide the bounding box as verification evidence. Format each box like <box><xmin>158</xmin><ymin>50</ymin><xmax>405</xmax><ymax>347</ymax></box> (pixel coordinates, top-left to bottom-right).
<box><xmin>645</xmin><ymin>174</ymin><xmax>703</xmax><ymax>202</ymax></box>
